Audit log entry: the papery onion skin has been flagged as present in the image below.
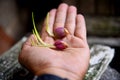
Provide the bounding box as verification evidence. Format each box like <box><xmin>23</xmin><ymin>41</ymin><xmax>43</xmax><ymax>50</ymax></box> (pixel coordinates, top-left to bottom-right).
<box><xmin>54</xmin><ymin>27</ymin><xmax>68</xmax><ymax>39</ymax></box>
<box><xmin>54</xmin><ymin>40</ymin><xmax>68</xmax><ymax>50</ymax></box>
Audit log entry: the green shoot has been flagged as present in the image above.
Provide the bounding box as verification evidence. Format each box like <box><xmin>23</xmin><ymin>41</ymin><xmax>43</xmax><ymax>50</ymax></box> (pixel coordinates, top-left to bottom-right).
<box><xmin>46</xmin><ymin>12</ymin><xmax>54</xmax><ymax>37</ymax></box>
<box><xmin>31</xmin><ymin>12</ymin><xmax>55</xmax><ymax>48</ymax></box>
<box><xmin>32</xmin><ymin>12</ymin><xmax>46</xmax><ymax>45</ymax></box>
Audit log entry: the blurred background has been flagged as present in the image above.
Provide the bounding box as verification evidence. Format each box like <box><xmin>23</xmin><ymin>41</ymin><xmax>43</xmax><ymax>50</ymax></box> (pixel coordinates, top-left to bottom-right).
<box><xmin>0</xmin><ymin>0</ymin><xmax>120</xmax><ymax>76</ymax></box>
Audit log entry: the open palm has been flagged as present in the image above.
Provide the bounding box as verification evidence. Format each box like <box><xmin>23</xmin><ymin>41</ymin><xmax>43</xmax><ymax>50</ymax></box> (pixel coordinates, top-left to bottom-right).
<box><xmin>19</xmin><ymin>3</ymin><xmax>90</xmax><ymax>80</ymax></box>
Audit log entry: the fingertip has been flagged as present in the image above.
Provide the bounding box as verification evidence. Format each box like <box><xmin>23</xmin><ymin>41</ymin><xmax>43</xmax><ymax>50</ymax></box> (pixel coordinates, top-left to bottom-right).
<box><xmin>68</xmin><ymin>5</ymin><xmax>77</xmax><ymax>13</ymax></box>
<box><xmin>49</xmin><ymin>9</ymin><xmax>57</xmax><ymax>14</ymax></box>
<box><xmin>77</xmin><ymin>14</ymin><xmax>85</xmax><ymax>21</ymax></box>
<box><xmin>76</xmin><ymin>14</ymin><xmax>86</xmax><ymax>27</ymax></box>
<box><xmin>59</xmin><ymin>3</ymin><xmax>68</xmax><ymax>8</ymax></box>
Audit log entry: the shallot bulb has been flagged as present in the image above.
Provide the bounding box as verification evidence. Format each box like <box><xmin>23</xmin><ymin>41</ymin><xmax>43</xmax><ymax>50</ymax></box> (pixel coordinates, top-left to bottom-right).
<box><xmin>54</xmin><ymin>40</ymin><xmax>68</xmax><ymax>50</ymax></box>
<box><xmin>54</xmin><ymin>27</ymin><xmax>69</xmax><ymax>39</ymax></box>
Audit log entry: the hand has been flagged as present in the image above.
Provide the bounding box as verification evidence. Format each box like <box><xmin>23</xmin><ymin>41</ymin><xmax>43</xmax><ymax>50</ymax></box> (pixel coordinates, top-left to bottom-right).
<box><xmin>19</xmin><ymin>3</ymin><xmax>90</xmax><ymax>80</ymax></box>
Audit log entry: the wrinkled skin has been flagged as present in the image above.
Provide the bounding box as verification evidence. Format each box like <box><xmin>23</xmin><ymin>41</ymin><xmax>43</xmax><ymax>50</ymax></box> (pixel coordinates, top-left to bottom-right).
<box><xmin>19</xmin><ymin>3</ymin><xmax>90</xmax><ymax>80</ymax></box>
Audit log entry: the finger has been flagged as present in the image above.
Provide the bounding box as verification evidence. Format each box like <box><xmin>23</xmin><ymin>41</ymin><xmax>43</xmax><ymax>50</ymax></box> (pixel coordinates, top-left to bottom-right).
<box><xmin>41</xmin><ymin>9</ymin><xmax>56</xmax><ymax>41</ymax></box>
<box><xmin>53</xmin><ymin>3</ymin><xmax>68</xmax><ymax>30</ymax></box>
<box><xmin>65</xmin><ymin>6</ymin><xmax>77</xmax><ymax>34</ymax></box>
<box><xmin>75</xmin><ymin>14</ymin><xmax>87</xmax><ymax>41</ymax></box>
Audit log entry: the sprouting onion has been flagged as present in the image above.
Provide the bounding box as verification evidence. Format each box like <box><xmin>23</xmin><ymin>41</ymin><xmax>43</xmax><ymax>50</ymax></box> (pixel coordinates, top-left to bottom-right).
<box><xmin>31</xmin><ymin>12</ymin><xmax>68</xmax><ymax>50</ymax></box>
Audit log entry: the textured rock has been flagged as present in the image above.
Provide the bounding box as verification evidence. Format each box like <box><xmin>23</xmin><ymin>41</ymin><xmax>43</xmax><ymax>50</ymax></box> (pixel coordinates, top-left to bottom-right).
<box><xmin>100</xmin><ymin>66</ymin><xmax>120</xmax><ymax>80</ymax></box>
<box><xmin>84</xmin><ymin>45</ymin><xmax>115</xmax><ymax>80</ymax></box>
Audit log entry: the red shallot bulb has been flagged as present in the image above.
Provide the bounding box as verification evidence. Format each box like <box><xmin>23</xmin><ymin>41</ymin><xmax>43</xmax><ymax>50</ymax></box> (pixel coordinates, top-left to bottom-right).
<box><xmin>54</xmin><ymin>27</ymin><xmax>69</xmax><ymax>39</ymax></box>
<box><xmin>54</xmin><ymin>40</ymin><xmax>68</xmax><ymax>50</ymax></box>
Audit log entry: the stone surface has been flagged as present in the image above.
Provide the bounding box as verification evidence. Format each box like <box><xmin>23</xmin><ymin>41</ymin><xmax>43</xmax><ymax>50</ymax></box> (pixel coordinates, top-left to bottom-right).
<box><xmin>84</xmin><ymin>45</ymin><xmax>114</xmax><ymax>80</ymax></box>
<box><xmin>100</xmin><ymin>66</ymin><xmax>120</xmax><ymax>80</ymax></box>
